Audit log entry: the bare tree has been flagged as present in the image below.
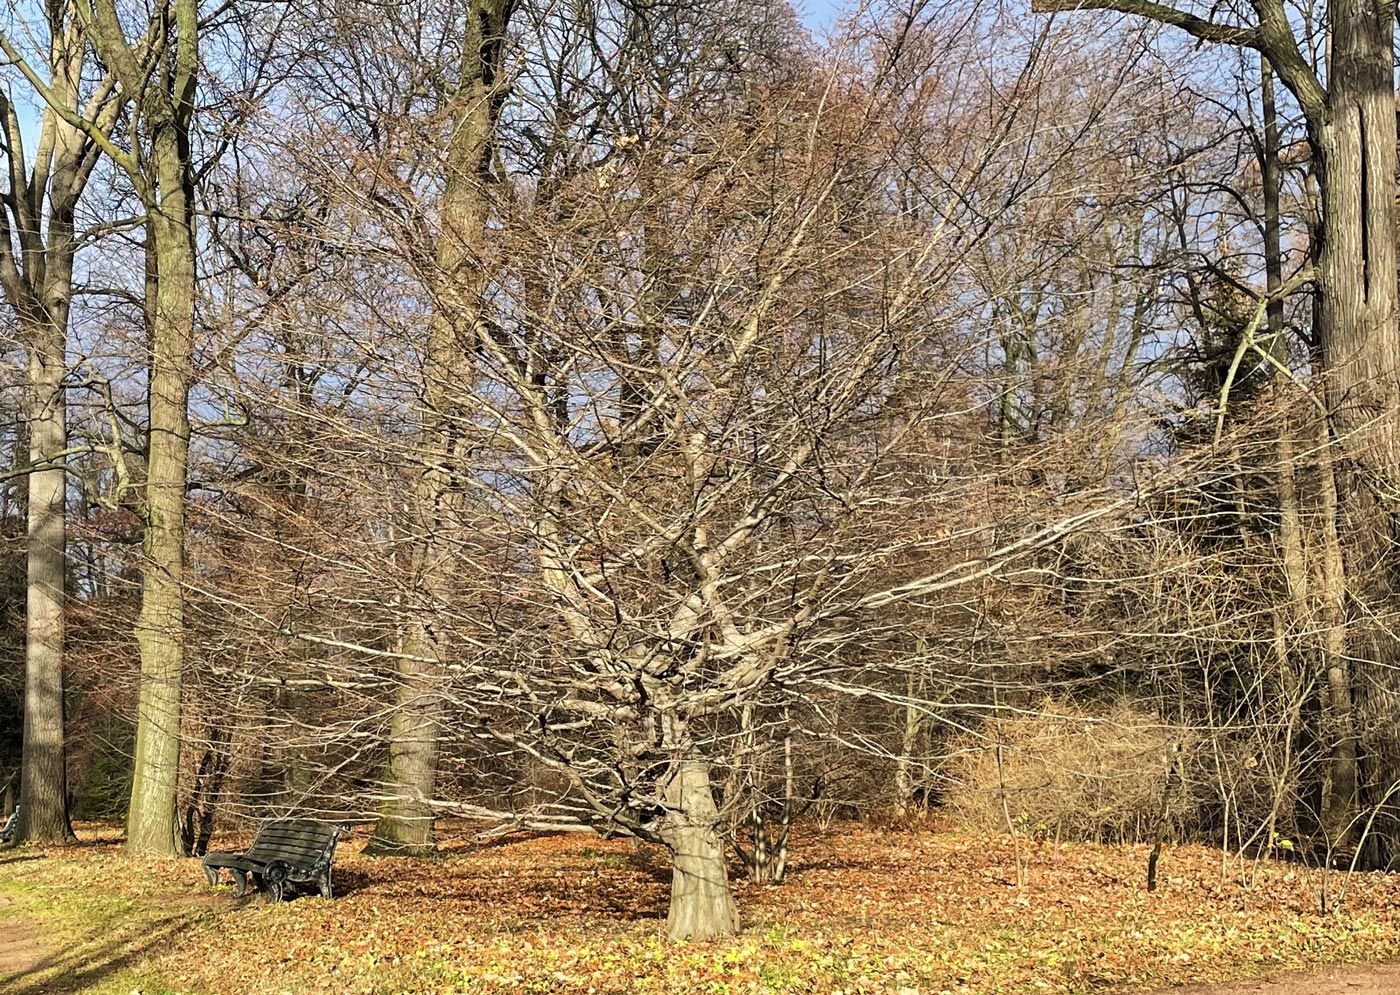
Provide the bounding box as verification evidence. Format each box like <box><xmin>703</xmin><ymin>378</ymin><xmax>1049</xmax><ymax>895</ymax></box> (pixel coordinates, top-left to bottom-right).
<box><xmin>81</xmin><ymin>0</ymin><xmax>200</xmax><ymax>856</ymax></box>
<box><xmin>0</xmin><ymin>0</ymin><xmax>128</xmax><ymax>844</ymax></box>
<box><xmin>1036</xmin><ymin>0</ymin><xmax>1400</xmax><ymax>864</ymax></box>
<box><xmin>364</xmin><ymin>0</ymin><xmax>519</xmax><ymax>856</ymax></box>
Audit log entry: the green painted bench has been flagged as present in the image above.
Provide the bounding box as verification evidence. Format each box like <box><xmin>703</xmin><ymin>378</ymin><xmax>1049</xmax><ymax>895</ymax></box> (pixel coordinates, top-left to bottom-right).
<box><xmin>201</xmin><ymin>819</ymin><xmax>344</xmax><ymax>902</ymax></box>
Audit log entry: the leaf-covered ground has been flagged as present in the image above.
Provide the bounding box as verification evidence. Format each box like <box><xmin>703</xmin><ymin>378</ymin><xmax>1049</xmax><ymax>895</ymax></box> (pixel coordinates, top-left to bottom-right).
<box><xmin>3</xmin><ymin>822</ymin><xmax>1400</xmax><ymax>995</ymax></box>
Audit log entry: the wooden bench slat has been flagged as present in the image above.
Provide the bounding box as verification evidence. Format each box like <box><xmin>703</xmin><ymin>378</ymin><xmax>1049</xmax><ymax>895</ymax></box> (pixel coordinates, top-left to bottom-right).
<box><xmin>247</xmin><ymin>836</ymin><xmax>332</xmax><ymax>850</ymax></box>
<box><xmin>247</xmin><ymin>837</ymin><xmax>334</xmax><ymax>850</ymax></box>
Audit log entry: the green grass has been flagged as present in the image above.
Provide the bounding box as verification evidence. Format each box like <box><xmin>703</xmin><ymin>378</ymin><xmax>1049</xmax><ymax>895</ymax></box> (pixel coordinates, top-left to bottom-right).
<box><xmin>0</xmin><ymin>843</ymin><xmax>216</xmax><ymax>995</ymax></box>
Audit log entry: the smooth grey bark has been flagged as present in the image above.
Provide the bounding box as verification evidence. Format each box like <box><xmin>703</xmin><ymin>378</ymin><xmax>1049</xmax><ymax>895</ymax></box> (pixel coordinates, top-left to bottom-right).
<box><xmin>0</xmin><ymin>5</ymin><xmax>124</xmax><ymax>845</ymax></box>
<box><xmin>17</xmin><ymin>329</ymin><xmax>71</xmax><ymax>845</ymax></box>
<box><xmin>1259</xmin><ymin>58</ymin><xmax>1283</xmax><ymax>350</ymax></box>
<box><xmin>366</xmin><ymin>643</ymin><xmax>442</xmax><ymax>855</ymax></box>
<box><xmin>661</xmin><ymin>759</ymin><xmax>740</xmax><ymax>941</ymax></box>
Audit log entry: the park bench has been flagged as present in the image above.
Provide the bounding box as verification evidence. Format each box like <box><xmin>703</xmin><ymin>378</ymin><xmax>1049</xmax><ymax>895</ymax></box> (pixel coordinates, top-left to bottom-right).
<box><xmin>201</xmin><ymin>818</ymin><xmax>344</xmax><ymax>902</ymax></box>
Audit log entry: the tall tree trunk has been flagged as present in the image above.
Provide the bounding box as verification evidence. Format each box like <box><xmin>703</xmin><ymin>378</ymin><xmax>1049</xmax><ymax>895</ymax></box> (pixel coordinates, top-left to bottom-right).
<box><xmin>1259</xmin><ymin>58</ymin><xmax>1285</xmax><ymax>353</ymax></box>
<box><xmin>104</xmin><ymin>0</ymin><xmax>200</xmax><ymax>853</ymax></box>
<box><xmin>369</xmin><ymin>0</ymin><xmax>515</xmax><ymax>855</ymax></box>
<box><xmin>1316</xmin><ymin>416</ymin><xmax>1357</xmax><ymax>847</ymax></box>
<box><xmin>1271</xmin><ymin>415</ymin><xmax>1308</xmax><ymax>844</ymax></box>
<box><xmin>0</xmin><ymin>7</ymin><xmax>117</xmax><ymax>846</ymax></box>
<box><xmin>127</xmin><ymin>197</ymin><xmax>195</xmax><ymax>856</ymax></box>
<box><xmin>1312</xmin><ymin>2</ymin><xmax>1400</xmax><ymax>442</ymax></box>
<box><xmin>17</xmin><ymin>320</ymin><xmax>73</xmax><ymax>843</ymax></box>
<box><xmin>662</xmin><ymin>759</ymin><xmax>740</xmax><ymax>941</ymax></box>
<box><xmin>1310</xmin><ymin>0</ymin><xmax>1400</xmax><ymax>867</ymax></box>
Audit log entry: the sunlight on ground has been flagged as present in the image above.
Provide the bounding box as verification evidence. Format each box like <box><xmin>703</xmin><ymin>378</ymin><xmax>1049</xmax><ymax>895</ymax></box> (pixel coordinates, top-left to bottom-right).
<box><xmin>3</xmin><ymin>823</ymin><xmax>1400</xmax><ymax>995</ymax></box>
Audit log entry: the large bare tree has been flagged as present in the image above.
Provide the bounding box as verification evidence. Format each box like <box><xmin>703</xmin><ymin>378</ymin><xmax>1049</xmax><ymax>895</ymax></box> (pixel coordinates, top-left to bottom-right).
<box><xmin>366</xmin><ymin>0</ymin><xmax>519</xmax><ymax>856</ymax></box>
<box><xmin>81</xmin><ymin>0</ymin><xmax>200</xmax><ymax>856</ymax></box>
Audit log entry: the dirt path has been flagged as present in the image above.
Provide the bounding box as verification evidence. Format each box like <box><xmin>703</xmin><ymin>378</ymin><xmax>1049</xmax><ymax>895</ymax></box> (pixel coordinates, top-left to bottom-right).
<box><xmin>1144</xmin><ymin>964</ymin><xmax>1400</xmax><ymax>995</ymax></box>
<box><xmin>0</xmin><ymin>897</ymin><xmax>52</xmax><ymax>982</ymax></box>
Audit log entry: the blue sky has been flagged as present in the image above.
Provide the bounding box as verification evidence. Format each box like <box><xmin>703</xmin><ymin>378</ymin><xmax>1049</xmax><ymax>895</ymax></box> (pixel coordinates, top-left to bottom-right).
<box><xmin>798</xmin><ymin>0</ymin><xmax>850</xmax><ymax>29</ymax></box>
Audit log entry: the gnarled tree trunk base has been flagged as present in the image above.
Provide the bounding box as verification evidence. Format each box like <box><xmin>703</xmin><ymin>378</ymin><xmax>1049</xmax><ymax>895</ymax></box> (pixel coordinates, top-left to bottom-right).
<box><xmin>663</xmin><ymin>759</ymin><xmax>740</xmax><ymax>941</ymax></box>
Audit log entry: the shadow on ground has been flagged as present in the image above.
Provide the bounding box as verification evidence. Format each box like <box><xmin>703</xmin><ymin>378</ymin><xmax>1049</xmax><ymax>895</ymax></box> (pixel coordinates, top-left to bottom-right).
<box><xmin>0</xmin><ymin>907</ymin><xmax>204</xmax><ymax>995</ymax></box>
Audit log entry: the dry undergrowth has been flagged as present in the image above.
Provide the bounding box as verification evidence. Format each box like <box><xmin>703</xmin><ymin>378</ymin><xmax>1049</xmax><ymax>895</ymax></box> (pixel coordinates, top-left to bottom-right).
<box><xmin>2</xmin><ymin>821</ymin><xmax>1400</xmax><ymax>995</ymax></box>
<box><xmin>942</xmin><ymin>700</ymin><xmax>1194</xmax><ymax>843</ymax></box>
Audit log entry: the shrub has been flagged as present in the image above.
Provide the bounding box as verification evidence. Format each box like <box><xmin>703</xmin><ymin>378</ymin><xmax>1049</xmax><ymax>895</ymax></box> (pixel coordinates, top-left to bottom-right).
<box><xmin>942</xmin><ymin>699</ymin><xmax>1197</xmax><ymax>843</ymax></box>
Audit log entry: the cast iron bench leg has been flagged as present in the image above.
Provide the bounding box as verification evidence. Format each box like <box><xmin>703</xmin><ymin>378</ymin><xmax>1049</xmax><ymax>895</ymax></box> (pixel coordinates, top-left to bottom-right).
<box><xmin>264</xmin><ymin>861</ymin><xmax>289</xmax><ymax>904</ymax></box>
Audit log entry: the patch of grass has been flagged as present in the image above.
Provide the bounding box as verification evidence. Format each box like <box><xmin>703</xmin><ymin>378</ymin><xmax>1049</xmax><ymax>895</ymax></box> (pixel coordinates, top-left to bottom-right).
<box><xmin>757</xmin><ymin>960</ymin><xmax>805</xmax><ymax>991</ymax></box>
<box><xmin>578</xmin><ymin>846</ymin><xmax>630</xmax><ymax>867</ymax></box>
<box><xmin>0</xmin><ymin>836</ymin><xmax>222</xmax><ymax>995</ymax></box>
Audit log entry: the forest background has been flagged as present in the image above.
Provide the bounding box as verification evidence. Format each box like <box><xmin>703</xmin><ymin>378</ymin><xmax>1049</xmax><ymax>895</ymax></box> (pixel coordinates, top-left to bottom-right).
<box><xmin>2</xmin><ymin>0</ymin><xmax>1400</xmax><ymax>952</ymax></box>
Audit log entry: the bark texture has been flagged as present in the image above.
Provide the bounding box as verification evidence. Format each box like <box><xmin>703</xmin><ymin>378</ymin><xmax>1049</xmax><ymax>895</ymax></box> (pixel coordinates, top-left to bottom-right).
<box><xmin>366</xmin><ymin>626</ymin><xmax>442</xmax><ymax>855</ymax></box>
<box><xmin>18</xmin><ymin>330</ymin><xmax>72</xmax><ymax>844</ymax></box>
<box><xmin>127</xmin><ymin>202</ymin><xmax>196</xmax><ymax>856</ymax></box>
<box><xmin>78</xmin><ymin>0</ymin><xmax>201</xmax><ymax>856</ymax></box>
<box><xmin>0</xmin><ymin>7</ymin><xmax>115</xmax><ymax>845</ymax></box>
<box><xmin>663</xmin><ymin>760</ymin><xmax>740</xmax><ymax>941</ymax></box>
<box><xmin>1312</xmin><ymin>0</ymin><xmax>1400</xmax><ymax>865</ymax></box>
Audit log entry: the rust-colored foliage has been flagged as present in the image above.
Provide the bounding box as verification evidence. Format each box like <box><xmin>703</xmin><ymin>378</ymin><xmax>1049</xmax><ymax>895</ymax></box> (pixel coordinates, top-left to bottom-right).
<box><xmin>5</xmin><ymin>822</ymin><xmax>1400</xmax><ymax>994</ymax></box>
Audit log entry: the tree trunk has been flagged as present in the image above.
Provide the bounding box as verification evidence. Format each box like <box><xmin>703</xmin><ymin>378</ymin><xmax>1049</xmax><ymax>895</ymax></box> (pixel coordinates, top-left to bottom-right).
<box><xmin>1270</xmin><ymin>417</ymin><xmax>1307</xmax><ymax>846</ymax></box>
<box><xmin>366</xmin><ymin>623</ymin><xmax>441</xmax><ymax>855</ymax></box>
<box><xmin>126</xmin><ymin>123</ymin><xmax>196</xmax><ymax>855</ymax></box>
<box><xmin>1316</xmin><ymin>420</ymin><xmax>1357</xmax><ymax>847</ymax></box>
<box><xmin>0</xmin><ymin>7</ymin><xmax>97</xmax><ymax>848</ymax></box>
<box><xmin>17</xmin><ymin>323</ymin><xmax>74</xmax><ymax>844</ymax></box>
<box><xmin>1307</xmin><ymin>2</ymin><xmax>1400</xmax><ymax>862</ymax></box>
<box><xmin>662</xmin><ymin>759</ymin><xmax>740</xmax><ymax>941</ymax></box>
<box><xmin>1313</xmin><ymin>3</ymin><xmax>1400</xmax><ymax>449</ymax></box>
<box><xmin>1260</xmin><ymin>58</ymin><xmax>1285</xmax><ymax>352</ymax></box>
<box><xmin>370</xmin><ymin>0</ymin><xmax>514</xmax><ymax>853</ymax></box>
<box><xmin>894</xmin><ymin>670</ymin><xmax>926</xmax><ymax>817</ymax></box>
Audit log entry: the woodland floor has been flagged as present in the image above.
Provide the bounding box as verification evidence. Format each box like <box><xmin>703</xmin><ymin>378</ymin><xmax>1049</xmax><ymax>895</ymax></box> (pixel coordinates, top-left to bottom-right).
<box><xmin>3</xmin><ymin>823</ymin><xmax>1400</xmax><ymax>994</ymax></box>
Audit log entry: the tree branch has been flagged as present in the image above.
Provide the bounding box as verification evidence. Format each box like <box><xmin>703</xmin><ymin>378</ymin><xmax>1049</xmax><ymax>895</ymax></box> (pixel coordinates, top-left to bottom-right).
<box><xmin>1030</xmin><ymin>0</ymin><xmax>1260</xmax><ymax>47</ymax></box>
